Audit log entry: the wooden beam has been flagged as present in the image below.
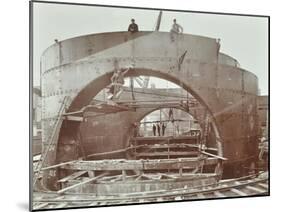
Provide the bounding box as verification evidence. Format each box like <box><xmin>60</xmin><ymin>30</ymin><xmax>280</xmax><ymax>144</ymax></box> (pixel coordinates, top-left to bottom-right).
<box><xmin>61</xmin><ymin>158</ymin><xmax>218</xmax><ymax>171</ymax></box>
<box><xmin>58</xmin><ymin>171</ymin><xmax>87</xmax><ymax>183</ymax></box>
<box><xmin>88</xmin><ymin>171</ymin><xmax>95</xmax><ymax>178</ymax></box>
<box><xmin>179</xmin><ymin>167</ymin><xmax>183</xmax><ymax>177</ymax></box>
<box><xmin>246</xmin><ymin>185</ymin><xmax>266</xmax><ymax>193</ymax></box>
<box><xmin>55</xmin><ymin>203</ymin><xmax>69</xmax><ymax>208</ymax></box>
<box><xmin>230</xmin><ymin>188</ymin><xmax>248</xmax><ymax>196</ymax></box>
<box><xmin>200</xmin><ymin>151</ymin><xmax>228</xmax><ymax>160</ymax></box>
<box><xmin>258</xmin><ymin>183</ymin><xmax>268</xmax><ymax>189</ymax></box>
<box><xmin>196</xmin><ymin>193</ymin><xmax>205</xmax><ymax>198</ymax></box>
<box><xmin>134</xmin><ymin>135</ymin><xmax>198</xmax><ymax>141</ymax></box>
<box><xmin>86</xmin><ymin>148</ymin><xmax>127</xmax><ymax>158</ymax></box>
<box><xmin>142</xmin><ymin>174</ymin><xmax>162</xmax><ymax>181</ymax></box>
<box><xmin>156</xmin><ymin>197</ymin><xmax>164</xmax><ymax>202</ymax></box>
<box><xmin>213</xmin><ymin>191</ymin><xmax>226</xmax><ymax>197</ymax></box>
<box><xmin>136</xmin><ymin>151</ymin><xmax>199</xmax><ymax>157</ymax></box>
<box><xmin>134</xmin><ymin>174</ymin><xmax>143</xmax><ymax>181</ymax></box>
<box><xmin>34</xmin><ymin>160</ymin><xmax>77</xmax><ymax>172</ymax></box>
<box><xmin>161</xmin><ymin>173</ymin><xmax>178</xmax><ymax>179</ymax></box>
<box><xmin>88</xmin><ymin>202</ymin><xmax>99</xmax><ymax>206</ymax></box>
<box><xmin>122</xmin><ymin>170</ymin><xmax>126</xmax><ymax>181</ymax></box>
<box><xmin>33</xmin><ymin>203</ymin><xmax>49</xmax><ymax>210</ymax></box>
<box><xmin>97</xmin><ymin>174</ymin><xmax>122</xmax><ymax>182</ymax></box>
<box><xmin>57</xmin><ymin>172</ymin><xmax>109</xmax><ymax>194</ymax></box>
<box><xmin>63</xmin><ymin>110</ymin><xmax>83</xmax><ymax>116</ymax></box>
<box><xmin>63</xmin><ymin>115</ymin><xmax>83</xmax><ymax>122</ymax></box>
<box><xmin>133</xmin><ymin>144</ymin><xmax>199</xmax><ymax>150</ymax></box>
<box><xmin>174</xmin><ymin>196</ymin><xmax>183</xmax><ymax>201</ymax></box>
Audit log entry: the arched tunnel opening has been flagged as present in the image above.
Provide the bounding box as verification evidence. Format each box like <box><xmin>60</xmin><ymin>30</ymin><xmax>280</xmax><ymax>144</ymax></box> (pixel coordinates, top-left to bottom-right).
<box><xmin>50</xmin><ymin>70</ymin><xmax>225</xmax><ymax>192</ymax></box>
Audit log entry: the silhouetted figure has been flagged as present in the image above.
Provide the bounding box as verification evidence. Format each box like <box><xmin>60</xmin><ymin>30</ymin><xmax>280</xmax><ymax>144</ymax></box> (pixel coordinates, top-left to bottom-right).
<box><xmin>152</xmin><ymin>124</ymin><xmax>156</xmax><ymax>136</ymax></box>
<box><xmin>162</xmin><ymin>123</ymin><xmax>166</xmax><ymax>136</ymax></box>
<box><xmin>169</xmin><ymin>108</ymin><xmax>174</xmax><ymax>122</ymax></box>
<box><xmin>128</xmin><ymin>19</ymin><xmax>139</xmax><ymax>33</ymax></box>
<box><xmin>175</xmin><ymin>123</ymin><xmax>180</xmax><ymax>135</ymax></box>
<box><xmin>133</xmin><ymin>123</ymin><xmax>138</xmax><ymax>137</ymax></box>
<box><xmin>157</xmin><ymin>123</ymin><xmax>161</xmax><ymax>136</ymax></box>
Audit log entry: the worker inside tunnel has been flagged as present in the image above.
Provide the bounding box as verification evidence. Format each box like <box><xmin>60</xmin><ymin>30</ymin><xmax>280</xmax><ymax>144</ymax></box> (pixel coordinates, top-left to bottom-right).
<box><xmin>137</xmin><ymin>108</ymin><xmax>201</xmax><ymax>137</ymax></box>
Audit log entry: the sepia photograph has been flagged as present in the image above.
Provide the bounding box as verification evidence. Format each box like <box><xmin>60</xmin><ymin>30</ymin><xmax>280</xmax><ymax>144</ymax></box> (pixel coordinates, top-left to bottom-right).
<box><xmin>30</xmin><ymin>1</ymin><xmax>269</xmax><ymax>210</ymax></box>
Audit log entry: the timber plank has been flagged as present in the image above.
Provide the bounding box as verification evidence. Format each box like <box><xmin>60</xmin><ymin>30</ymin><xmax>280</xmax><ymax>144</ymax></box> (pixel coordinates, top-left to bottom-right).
<box><xmin>213</xmin><ymin>191</ymin><xmax>226</xmax><ymax>197</ymax></box>
<box><xmin>258</xmin><ymin>183</ymin><xmax>268</xmax><ymax>190</ymax></box>
<box><xmin>57</xmin><ymin>172</ymin><xmax>109</xmax><ymax>194</ymax></box>
<box><xmin>58</xmin><ymin>171</ymin><xmax>88</xmax><ymax>183</ymax></box>
<box><xmin>230</xmin><ymin>188</ymin><xmax>248</xmax><ymax>196</ymax></box>
<box><xmin>245</xmin><ymin>185</ymin><xmax>266</xmax><ymax>193</ymax></box>
<box><xmin>136</xmin><ymin>151</ymin><xmax>198</xmax><ymax>157</ymax></box>
<box><xmin>61</xmin><ymin>158</ymin><xmax>218</xmax><ymax>171</ymax></box>
<box><xmin>33</xmin><ymin>203</ymin><xmax>49</xmax><ymax>210</ymax></box>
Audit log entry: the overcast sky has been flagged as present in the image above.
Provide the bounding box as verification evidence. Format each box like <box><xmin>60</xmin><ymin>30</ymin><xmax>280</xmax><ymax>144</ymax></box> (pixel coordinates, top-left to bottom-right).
<box><xmin>33</xmin><ymin>2</ymin><xmax>268</xmax><ymax>95</ymax></box>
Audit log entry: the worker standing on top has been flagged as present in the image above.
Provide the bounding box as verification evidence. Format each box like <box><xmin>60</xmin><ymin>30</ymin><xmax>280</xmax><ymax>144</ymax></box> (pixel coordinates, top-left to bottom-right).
<box><xmin>128</xmin><ymin>19</ymin><xmax>139</xmax><ymax>33</ymax></box>
<box><xmin>170</xmin><ymin>19</ymin><xmax>183</xmax><ymax>42</ymax></box>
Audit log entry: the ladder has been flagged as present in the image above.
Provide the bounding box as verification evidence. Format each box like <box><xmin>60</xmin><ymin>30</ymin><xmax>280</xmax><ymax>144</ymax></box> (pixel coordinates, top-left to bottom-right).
<box><xmin>33</xmin><ymin>96</ymin><xmax>70</xmax><ymax>187</ymax></box>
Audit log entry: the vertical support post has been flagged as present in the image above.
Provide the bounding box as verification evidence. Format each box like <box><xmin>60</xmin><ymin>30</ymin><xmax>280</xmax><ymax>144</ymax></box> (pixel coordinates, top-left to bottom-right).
<box><xmin>122</xmin><ymin>170</ymin><xmax>126</xmax><ymax>181</ymax></box>
<box><xmin>168</xmin><ymin>138</ymin><xmax>170</xmax><ymax>159</ymax></box>
<box><xmin>88</xmin><ymin>171</ymin><xmax>95</xmax><ymax>178</ymax></box>
<box><xmin>130</xmin><ymin>77</ymin><xmax>135</xmax><ymax>100</ymax></box>
<box><xmin>155</xmin><ymin>11</ymin><xmax>162</xmax><ymax>31</ymax></box>
<box><xmin>179</xmin><ymin>165</ymin><xmax>183</xmax><ymax>177</ymax></box>
<box><xmin>215</xmin><ymin>159</ymin><xmax>223</xmax><ymax>182</ymax></box>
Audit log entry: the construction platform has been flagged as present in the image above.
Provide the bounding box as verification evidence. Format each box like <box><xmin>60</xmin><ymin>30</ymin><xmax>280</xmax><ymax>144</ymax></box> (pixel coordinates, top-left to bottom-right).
<box><xmin>33</xmin><ymin>172</ymin><xmax>268</xmax><ymax>210</ymax></box>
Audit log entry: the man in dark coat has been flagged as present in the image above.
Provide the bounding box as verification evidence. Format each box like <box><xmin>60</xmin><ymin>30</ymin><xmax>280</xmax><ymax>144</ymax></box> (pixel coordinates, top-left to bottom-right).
<box><xmin>128</xmin><ymin>19</ymin><xmax>139</xmax><ymax>33</ymax></box>
<box><xmin>162</xmin><ymin>123</ymin><xmax>166</xmax><ymax>136</ymax></box>
<box><xmin>169</xmin><ymin>108</ymin><xmax>174</xmax><ymax>122</ymax></box>
<box><xmin>152</xmin><ymin>124</ymin><xmax>156</xmax><ymax>136</ymax></box>
<box><xmin>157</xmin><ymin>123</ymin><xmax>161</xmax><ymax>136</ymax></box>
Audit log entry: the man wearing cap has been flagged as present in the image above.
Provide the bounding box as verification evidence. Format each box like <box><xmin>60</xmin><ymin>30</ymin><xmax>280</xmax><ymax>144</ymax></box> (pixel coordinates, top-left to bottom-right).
<box><xmin>128</xmin><ymin>19</ymin><xmax>139</xmax><ymax>33</ymax></box>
